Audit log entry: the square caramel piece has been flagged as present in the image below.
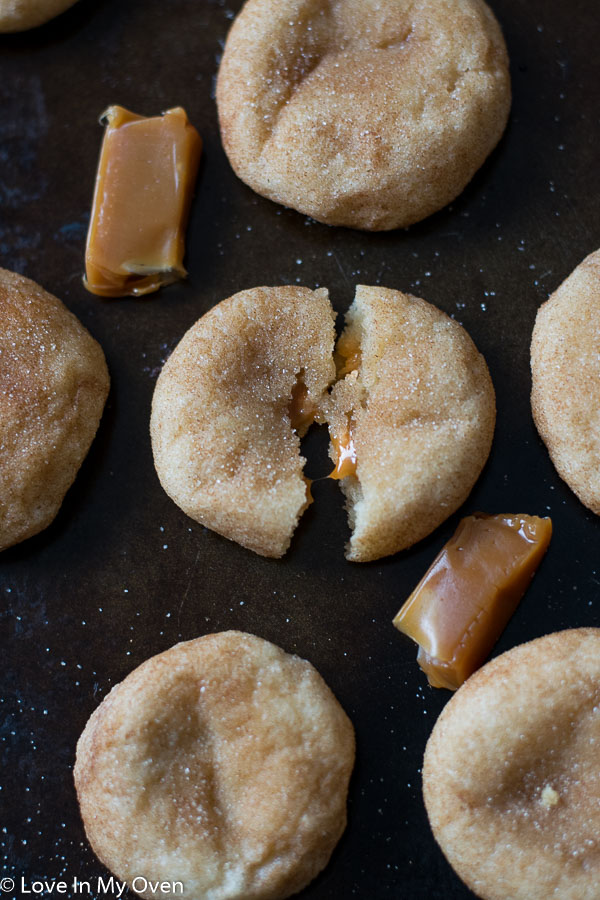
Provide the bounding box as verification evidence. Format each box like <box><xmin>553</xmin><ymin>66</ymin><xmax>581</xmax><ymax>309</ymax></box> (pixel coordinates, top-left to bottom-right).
<box><xmin>84</xmin><ymin>105</ymin><xmax>202</xmax><ymax>297</ymax></box>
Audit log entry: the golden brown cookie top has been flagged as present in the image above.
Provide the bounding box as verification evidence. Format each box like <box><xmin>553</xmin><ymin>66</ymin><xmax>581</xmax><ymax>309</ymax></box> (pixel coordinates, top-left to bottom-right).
<box><xmin>74</xmin><ymin>630</ymin><xmax>355</xmax><ymax>900</ymax></box>
<box><xmin>423</xmin><ymin>628</ymin><xmax>600</xmax><ymax>900</ymax></box>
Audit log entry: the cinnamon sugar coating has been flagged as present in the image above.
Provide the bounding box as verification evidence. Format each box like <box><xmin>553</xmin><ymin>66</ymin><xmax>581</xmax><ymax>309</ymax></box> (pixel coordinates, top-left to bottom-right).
<box><xmin>0</xmin><ymin>0</ymin><xmax>79</xmax><ymax>31</ymax></box>
<box><xmin>151</xmin><ymin>284</ymin><xmax>494</xmax><ymax>560</ymax></box>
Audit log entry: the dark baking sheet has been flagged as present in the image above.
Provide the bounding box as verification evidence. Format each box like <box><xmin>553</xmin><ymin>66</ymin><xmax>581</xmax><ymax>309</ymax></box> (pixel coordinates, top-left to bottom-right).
<box><xmin>1</xmin><ymin>0</ymin><xmax>599</xmax><ymax>897</ymax></box>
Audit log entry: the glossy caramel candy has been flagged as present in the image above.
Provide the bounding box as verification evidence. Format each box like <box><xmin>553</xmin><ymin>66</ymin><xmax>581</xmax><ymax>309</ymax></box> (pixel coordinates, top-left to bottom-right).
<box><xmin>84</xmin><ymin>105</ymin><xmax>202</xmax><ymax>297</ymax></box>
<box><xmin>393</xmin><ymin>514</ymin><xmax>552</xmax><ymax>690</ymax></box>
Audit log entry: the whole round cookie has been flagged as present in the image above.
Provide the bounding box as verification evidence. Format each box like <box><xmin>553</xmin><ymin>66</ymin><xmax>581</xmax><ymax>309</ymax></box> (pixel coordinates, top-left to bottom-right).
<box><xmin>74</xmin><ymin>631</ymin><xmax>355</xmax><ymax>900</ymax></box>
<box><xmin>216</xmin><ymin>0</ymin><xmax>511</xmax><ymax>231</ymax></box>
<box><xmin>423</xmin><ymin>628</ymin><xmax>600</xmax><ymax>900</ymax></box>
<box><xmin>0</xmin><ymin>268</ymin><xmax>109</xmax><ymax>551</ymax></box>
<box><xmin>151</xmin><ymin>286</ymin><xmax>336</xmax><ymax>558</ymax></box>
<box><xmin>326</xmin><ymin>286</ymin><xmax>496</xmax><ymax>560</ymax></box>
<box><xmin>0</xmin><ymin>0</ymin><xmax>79</xmax><ymax>31</ymax></box>
<box><xmin>531</xmin><ymin>249</ymin><xmax>600</xmax><ymax>515</ymax></box>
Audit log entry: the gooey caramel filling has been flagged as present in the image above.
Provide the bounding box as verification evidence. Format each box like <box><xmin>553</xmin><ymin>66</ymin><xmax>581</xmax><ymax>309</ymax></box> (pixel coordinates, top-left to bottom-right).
<box><xmin>393</xmin><ymin>513</ymin><xmax>553</xmax><ymax>690</ymax></box>
<box><xmin>329</xmin><ymin>419</ymin><xmax>357</xmax><ymax>480</ymax></box>
<box><xmin>335</xmin><ymin>333</ymin><xmax>362</xmax><ymax>377</ymax></box>
<box><xmin>329</xmin><ymin>332</ymin><xmax>361</xmax><ymax>479</ymax></box>
<box><xmin>84</xmin><ymin>105</ymin><xmax>202</xmax><ymax>297</ymax></box>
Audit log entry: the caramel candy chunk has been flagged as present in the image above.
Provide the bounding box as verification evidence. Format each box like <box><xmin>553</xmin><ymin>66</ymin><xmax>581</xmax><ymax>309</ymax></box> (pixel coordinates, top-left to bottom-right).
<box><xmin>84</xmin><ymin>105</ymin><xmax>202</xmax><ymax>298</ymax></box>
<box><xmin>393</xmin><ymin>513</ymin><xmax>552</xmax><ymax>690</ymax></box>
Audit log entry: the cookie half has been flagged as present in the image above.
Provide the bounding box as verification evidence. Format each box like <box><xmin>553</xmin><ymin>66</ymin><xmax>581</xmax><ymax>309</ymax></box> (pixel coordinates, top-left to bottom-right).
<box><xmin>327</xmin><ymin>286</ymin><xmax>495</xmax><ymax>560</ymax></box>
<box><xmin>74</xmin><ymin>631</ymin><xmax>355</xmax><ymax>900</ymax></box>
<box><xmin>531</xmin><ymin>249</ymin><xmax>600</xmax><ymax>515</ymax></box>
<box><xmin>151</xmin><ymin>286</ymin><xmax>336</xmax><ymax>558</ymax></box>
<box><xmin>217</xmin><ymin>0</ymin><xmax>511</xmax><ymax>230</ymax></box>
<box><xmin>423</xmin><ymin>628</ymin><xmax>600</xmax><ymax>900</ymax></box>
<box><xmin>0</xmin><ymin>268</ymin><xmax>109</xmax><ymax>551</ymax></box>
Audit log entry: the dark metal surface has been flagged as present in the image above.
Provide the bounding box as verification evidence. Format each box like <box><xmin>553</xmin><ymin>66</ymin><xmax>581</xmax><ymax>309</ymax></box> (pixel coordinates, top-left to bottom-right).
<box><xmin>1</xmin><ymin>0</ymin><xmax>599</xmax><ymax>897</ymax></box>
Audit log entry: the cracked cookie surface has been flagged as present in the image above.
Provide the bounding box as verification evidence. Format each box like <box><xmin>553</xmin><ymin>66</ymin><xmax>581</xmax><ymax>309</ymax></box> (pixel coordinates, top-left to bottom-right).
<box><xmin>326</xmin><ymin>285</ymin><xmax>495</xmax><ymax>560</ymax></box>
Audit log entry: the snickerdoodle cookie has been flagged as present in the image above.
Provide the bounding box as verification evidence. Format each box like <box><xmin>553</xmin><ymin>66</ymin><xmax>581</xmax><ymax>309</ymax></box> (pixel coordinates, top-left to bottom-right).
<box><xmin>423</xmin><ymin>628</ymin><xmax>600</xmax><ymax>900</ymax></box>
<box><xmin>0</xmin><ymin>0</ymin><xmax>79</xmax><ymax>31</ymax></box>
<box><xmin>151</xmin><ymin>284</ymin><xmax>494</xmax><ymax>560</ymax></box>
<box><xmin>531</xmin><ymin>249</ymin><xmax>600</xmax><ymax>515</ymax></box>
<box><xmin>216</xmin><ymin>0</ymin><xmax>511</xmax><ymax>230</ymax></box>
<box><xmin>74</xmin><ymin>631</ymin><xmax>355</xmax><ymax>900</ymax></box>
<box><xmin>0</xmin><ymin>268</ymin><xmax>109</xmax><ymax>551</ymax></box>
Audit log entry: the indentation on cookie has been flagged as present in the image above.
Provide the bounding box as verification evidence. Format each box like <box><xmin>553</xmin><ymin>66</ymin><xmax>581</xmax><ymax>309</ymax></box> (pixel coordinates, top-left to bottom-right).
<box><xmin>372</xmin><ymin>23</ymin><xmax>414</xmax><ymax>52</ymax></box>
<box><xmin>264</xmin><ymin>48</ymin><xmax>325</xmax><ymax>135</ymax></box>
